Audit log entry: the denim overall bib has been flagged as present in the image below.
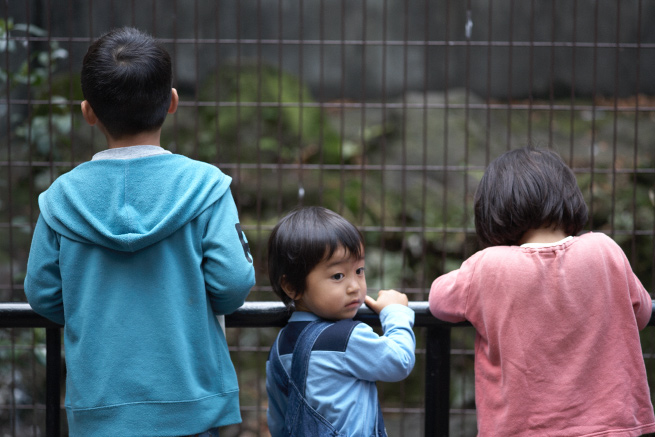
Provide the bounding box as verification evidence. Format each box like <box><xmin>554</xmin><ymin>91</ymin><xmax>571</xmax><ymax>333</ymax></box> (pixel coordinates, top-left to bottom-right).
<box><xmin>269</xmin><ymin>320</ymin><xmax>387</xmax><ymax>437</ymax></box>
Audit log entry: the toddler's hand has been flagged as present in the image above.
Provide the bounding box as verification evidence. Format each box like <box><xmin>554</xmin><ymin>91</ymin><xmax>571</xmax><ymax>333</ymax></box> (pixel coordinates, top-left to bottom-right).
<box><xmin>365</xmin><ymin>289</ymin><xmax>409</xmax><ymax>314</ymax></box>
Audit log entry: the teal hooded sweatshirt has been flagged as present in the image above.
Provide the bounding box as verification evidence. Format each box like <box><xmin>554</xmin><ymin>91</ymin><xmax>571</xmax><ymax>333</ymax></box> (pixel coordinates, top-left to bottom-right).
<box><xmin>24</xmin><ymin>148</ymin><xmax>255</xmax><ymax>436</ymax></box>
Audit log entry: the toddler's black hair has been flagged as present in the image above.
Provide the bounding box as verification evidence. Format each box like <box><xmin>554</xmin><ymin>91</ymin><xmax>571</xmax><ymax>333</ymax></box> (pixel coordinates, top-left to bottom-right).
<box><xmin>268</xmin><ymin>206</ymin><xmax>364</xmax><ymax>308</ymax></box>
<box><xmin>81</xmin><ymin>27</ymin><xmax>172</xmax><ymax>139</ymax></box>
<box><xmin>474</xmin><ymin>146</ymin><xmax>588</xmax><ymax>247</ymax></box>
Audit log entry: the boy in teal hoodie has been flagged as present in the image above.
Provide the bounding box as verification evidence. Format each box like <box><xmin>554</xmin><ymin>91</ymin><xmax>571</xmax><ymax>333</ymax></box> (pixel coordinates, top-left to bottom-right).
<box><xmin>24</xmin><ymin>27</ymin><xmax>255</xmax><ymax>437</ymax></box>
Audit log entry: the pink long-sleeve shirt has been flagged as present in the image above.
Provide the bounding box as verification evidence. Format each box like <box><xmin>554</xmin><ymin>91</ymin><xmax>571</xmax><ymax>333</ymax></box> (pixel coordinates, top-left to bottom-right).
<box><xmin>429</xmin><ymin>232</ymin><xmax>655</xmax><ymax>437</ymax></box>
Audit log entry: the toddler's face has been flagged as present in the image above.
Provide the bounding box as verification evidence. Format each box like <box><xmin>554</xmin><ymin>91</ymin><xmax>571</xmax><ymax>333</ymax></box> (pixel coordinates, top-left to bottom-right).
<box><xmin>295</xmin><ymin>245</ymin><xmax>366</xmax><ymax>320</ymax></box>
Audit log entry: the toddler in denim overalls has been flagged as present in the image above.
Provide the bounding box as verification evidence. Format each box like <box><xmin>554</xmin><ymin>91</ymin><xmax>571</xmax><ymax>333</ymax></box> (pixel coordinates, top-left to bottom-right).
<box><xmin>265</xmin><ymin>207</ymin><xmax>416</xmax><ymax>437</ymax></box>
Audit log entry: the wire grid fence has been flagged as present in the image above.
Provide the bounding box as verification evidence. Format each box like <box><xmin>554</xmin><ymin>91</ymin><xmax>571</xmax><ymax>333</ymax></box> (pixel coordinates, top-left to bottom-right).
<box><xmin>1</xmin><ymin>0</ymin><xmax>655</xmax><ymax>436</ymax></box>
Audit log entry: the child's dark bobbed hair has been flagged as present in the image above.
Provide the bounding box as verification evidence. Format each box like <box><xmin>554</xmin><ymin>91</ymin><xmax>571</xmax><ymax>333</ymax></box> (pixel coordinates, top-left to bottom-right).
<box><xmin>474</xmin><ymin>146</ymin><xmax>588</xmax><ymax>247</ymax></box>
<box><xmin>81</xmin><ymin>27</ymin><xmax>172</xmax><ymax>139</ymax></box>
<box><xmin>268</xmin><ymin>206</ymin><xmax>364</xmax><ymax>307</ymax></box>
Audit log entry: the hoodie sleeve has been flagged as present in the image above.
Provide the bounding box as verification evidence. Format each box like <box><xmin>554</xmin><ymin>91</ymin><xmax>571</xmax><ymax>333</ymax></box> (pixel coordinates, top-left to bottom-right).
<box><xmin>202</xmin><ymin>189</ymin><xmax>255</xmax><ymax>315</ymax></box>
<box><xmin>24</xmin><ymin>215</ymin><xmax>65</xmax><ymax>325</ymax></box>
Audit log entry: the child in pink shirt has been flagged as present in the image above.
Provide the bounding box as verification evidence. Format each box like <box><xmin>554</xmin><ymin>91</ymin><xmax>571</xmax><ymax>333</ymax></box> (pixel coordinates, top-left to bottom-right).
<box><xmin>429</xmin><ymin>147</ymin><xmax>655</xmax><ymax>437</ymax></box>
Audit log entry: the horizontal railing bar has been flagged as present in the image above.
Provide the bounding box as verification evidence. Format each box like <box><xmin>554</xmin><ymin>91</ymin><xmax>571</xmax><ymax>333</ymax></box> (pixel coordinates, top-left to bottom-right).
<box><xmin>4</xmin><ymin>98</ymin><xmax>655</xmax><ymax>113</ymax></box>
<box><xmin>0</xmin><ymin>301</ymin><xmax>653</xmax><ymax>328</ymax></box>
<box><xmin>5</xmin><ymin>35</ymin><xmax>655</xmax><ymax>50</ymax></box>
<box><xmin>226</xmin><ymin>301</ymin><xmax>459</xmax><ymax>327</ymax></box>
<box><xmin>0</xmin><ymin>302</ymin><xmax>61</xmax><ymax>328</ymax></box>
<box><xmin>0</xmin><ymin>301</ymin><xmax>453</xmax><ymax>328</ymax></box>
<box><xmin>2</xmin><ymin>161</ymin><xmax>654</xmax><ymax>177</ymax></box>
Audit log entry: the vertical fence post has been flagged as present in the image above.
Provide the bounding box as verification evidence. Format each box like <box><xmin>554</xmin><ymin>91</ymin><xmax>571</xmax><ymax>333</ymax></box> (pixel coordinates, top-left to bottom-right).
<box><xmin>46</xmin><ymin>328</ymin><xmax>61</xmax><ymax>437</ymax></box>
<box><xmin>425</xmin><ymin>325</ymin><xmax>451</xmax><ymax>437</ymax></box>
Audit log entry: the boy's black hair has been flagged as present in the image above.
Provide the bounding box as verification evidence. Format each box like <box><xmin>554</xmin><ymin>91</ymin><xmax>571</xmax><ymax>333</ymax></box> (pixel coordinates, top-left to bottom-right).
<box><xmin>474</xmin><ymin>146</ymin><xmax>588</xmax><ymax>247</ymax></box>
<box><xmin>81</xmin><ymin>27</ymin><xmax>172</xmax><ymax>139</ymax></box>
<box><xmin>268</xmin><ymin>206</ymin><xmax>364</xmax><ymax>308</ymax></box>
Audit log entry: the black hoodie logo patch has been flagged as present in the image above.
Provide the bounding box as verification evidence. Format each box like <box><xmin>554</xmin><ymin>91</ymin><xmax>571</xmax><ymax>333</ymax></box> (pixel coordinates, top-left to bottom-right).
<box><xmin>235</xmin><ymin>223</ymin><xmax>253</xmax><ymax>263</ymax></box>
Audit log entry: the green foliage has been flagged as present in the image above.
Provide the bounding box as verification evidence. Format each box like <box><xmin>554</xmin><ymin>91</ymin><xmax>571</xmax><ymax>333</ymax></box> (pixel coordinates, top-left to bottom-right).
<box><xmin>0</xmin><ymin>20</ymin><xmax>68</xmax><ymax>89</ymax></box>
<box><xmin>0</xmin><ymin>20</ymin><xmax>76</xmax><ymax>226</ymax></box>
<box><xmin>194</xmin><ymin>63</ymin><xmax>343</xmax><ymax>165</ymax></box>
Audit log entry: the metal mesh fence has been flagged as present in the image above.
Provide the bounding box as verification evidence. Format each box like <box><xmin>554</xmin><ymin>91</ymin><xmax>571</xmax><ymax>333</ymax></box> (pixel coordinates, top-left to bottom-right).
<box><xmin>1</xmin><ymin>1</ymin><xmax>654</xmax><ymax>436</ymax></box>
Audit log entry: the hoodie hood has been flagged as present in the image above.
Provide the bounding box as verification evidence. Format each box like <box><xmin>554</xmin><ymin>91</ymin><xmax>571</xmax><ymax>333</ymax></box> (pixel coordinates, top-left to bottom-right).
<box><xmin>38</xmin><ymin>153</ymin><xmax>231</xmax><ymax>252</ymax></box>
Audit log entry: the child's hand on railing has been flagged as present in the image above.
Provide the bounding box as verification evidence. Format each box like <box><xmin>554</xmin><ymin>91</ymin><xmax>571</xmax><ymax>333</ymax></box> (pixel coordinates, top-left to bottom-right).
<box><xmin>365</xmin><ymin>289</ymin><xmax>409</xmax><ymax>314</ymax></box>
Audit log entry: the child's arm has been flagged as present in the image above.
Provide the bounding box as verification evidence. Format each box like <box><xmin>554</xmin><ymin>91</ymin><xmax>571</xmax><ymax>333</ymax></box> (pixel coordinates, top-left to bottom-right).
<box><xmin>429</xmin><ymin>252</ymin><xmax>483</xmax><ymax>323</ymax></box>
<box><xmin>595</xmin><ymin>233</ymin><xmax>651</xmax><ymax>330</ymax></box>
<box><xmin>626</xmin><ymin>264</ymin><xmax>652</xmax><ymax>330</ymax></box>
<box><xmin>202</xmin><ymin>189</ymin><xmax>255</xmax><ymax>315</ymax></box>
<box><xmin>24</xmin><ymin>215</ymin><xmax>65</xmax><ymax>325</ymax></box>
<box><xmin>615</xmin><ymin>242</ymin><xmax>653</xmax><ymax>330</ymax></box>
<box><xmin>345</xmin><ymin>293</ymin><xmax>416</xmax><ymax>382</ymax></box>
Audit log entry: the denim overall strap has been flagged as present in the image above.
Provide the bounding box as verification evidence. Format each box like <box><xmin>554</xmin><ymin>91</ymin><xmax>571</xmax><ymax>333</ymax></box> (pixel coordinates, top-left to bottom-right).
<box><xmin>289</xmin><ymin>321</ymin><xmax>332</xmax><ymax>396</ymax></box>
<box><xmin>285</xmin><ymin>320</ymin><xmax>343</xmax><ymax>436</ymax></box>
<box><xmin>269</xmin><ymin>335</ymin><xmax>289</xmax><ymax>398</ymax></box>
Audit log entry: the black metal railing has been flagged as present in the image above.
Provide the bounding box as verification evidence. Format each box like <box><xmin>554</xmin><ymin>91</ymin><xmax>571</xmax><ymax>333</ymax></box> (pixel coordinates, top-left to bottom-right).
<box><xmin>1</xmin><ymin>301</ymin><xmax>654</xmax><ymax>437</ymax></box>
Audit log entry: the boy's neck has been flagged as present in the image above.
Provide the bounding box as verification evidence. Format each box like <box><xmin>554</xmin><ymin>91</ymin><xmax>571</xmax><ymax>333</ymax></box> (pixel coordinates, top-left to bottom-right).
<box><xmin>520</xmin><ymin>227</ymin><xmax>568</xmax><ymax>245</ymax></box>
<box><xmin>106</xmin><ymin>130</ymin><xmax>162</xmax><ymax>149</ymax></box>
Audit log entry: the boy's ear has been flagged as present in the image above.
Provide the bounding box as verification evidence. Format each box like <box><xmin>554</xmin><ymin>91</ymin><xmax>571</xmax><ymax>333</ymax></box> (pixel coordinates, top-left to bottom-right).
<box><xmin>81</xmin><ymin>100</ymin><xmax>98</xmax><ymax>126</ymax></box>
<box><xmin>280</xmin><ymin>276</ymin><xmax>299</xmax><ymax>301</ymax></box>
<box><xmin>168</xmin><ymin>88</ymin><xmax>179</xmax><ymax>114</ymax></box>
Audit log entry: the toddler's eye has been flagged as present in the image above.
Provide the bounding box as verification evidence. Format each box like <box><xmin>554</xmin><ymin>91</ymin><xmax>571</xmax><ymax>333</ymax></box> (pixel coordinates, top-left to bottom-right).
<box><xmin>331</xmin><ymin>273</ymin><xmax>345</xmax><ymax>280</ymax></box>
<box><xmin>356</xmin><ymin>267</ymin><xmax>365</xmax><ymax>275</ymax></box>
